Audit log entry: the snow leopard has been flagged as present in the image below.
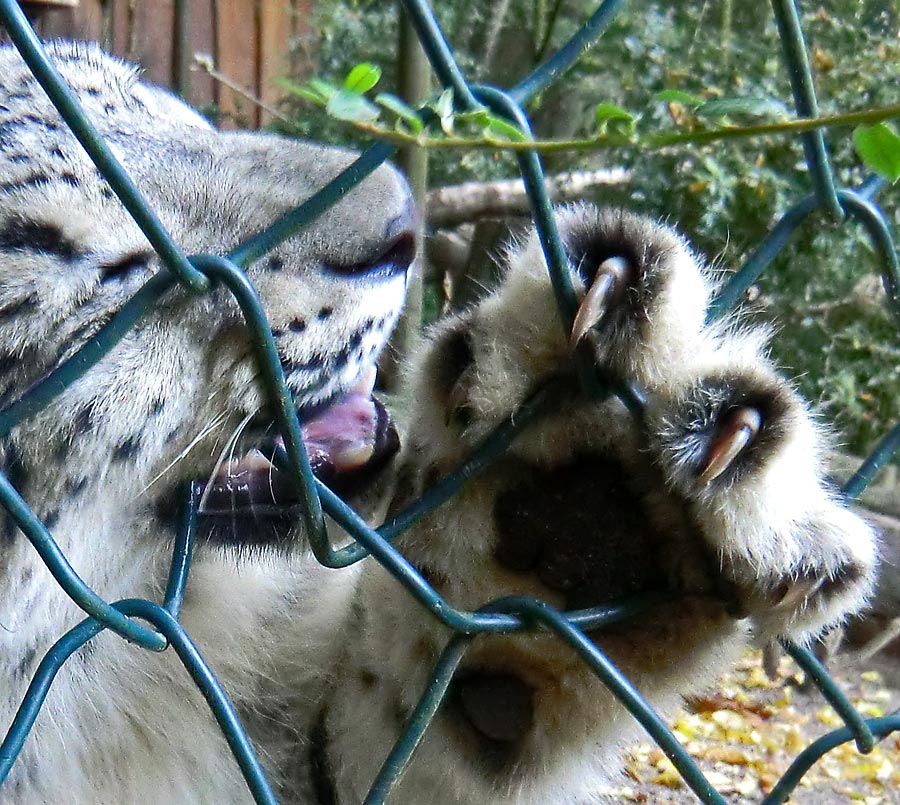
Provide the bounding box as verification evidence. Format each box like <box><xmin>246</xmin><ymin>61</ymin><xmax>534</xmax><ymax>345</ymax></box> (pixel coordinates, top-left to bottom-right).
<box><xmin>0</xmin><ymin>41</ymin><xmax>878</xmax><ymax>804</ymax></box>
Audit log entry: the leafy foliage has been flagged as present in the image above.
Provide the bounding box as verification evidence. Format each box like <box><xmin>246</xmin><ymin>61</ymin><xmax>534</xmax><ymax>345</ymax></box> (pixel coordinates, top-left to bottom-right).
<box><xmin>278</xmin><ymin>0</ymin><xmax>900</xmax><ymax>462</ymax></box>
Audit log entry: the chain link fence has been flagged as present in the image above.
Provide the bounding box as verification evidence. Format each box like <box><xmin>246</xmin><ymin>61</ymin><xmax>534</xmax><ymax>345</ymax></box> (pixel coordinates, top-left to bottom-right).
<box><xmin>0</xmin><ymin>0</ymin><xmax>899</xmax><ymax>802</ymax></box>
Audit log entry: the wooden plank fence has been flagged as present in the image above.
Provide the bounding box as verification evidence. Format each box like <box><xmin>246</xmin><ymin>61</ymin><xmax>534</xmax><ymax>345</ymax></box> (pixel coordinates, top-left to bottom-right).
<box><xmin>6</xmin><ymin>0</ymin><xmax>315</xmax><ymax>127</ymax></box>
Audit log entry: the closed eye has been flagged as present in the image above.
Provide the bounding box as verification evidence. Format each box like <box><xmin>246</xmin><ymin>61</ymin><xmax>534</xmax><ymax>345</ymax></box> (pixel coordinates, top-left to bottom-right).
<box><xmin>98</xmin><ymin>251</ymin><xmax>154</xmax><ymax>283</ymax></box>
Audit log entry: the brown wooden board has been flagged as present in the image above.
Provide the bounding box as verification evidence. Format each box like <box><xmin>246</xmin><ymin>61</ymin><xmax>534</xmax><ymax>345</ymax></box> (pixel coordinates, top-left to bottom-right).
<box><xmin>187</xmin><ymin>0</ymin><xmax>216</xmax><ymax>108</ymax></box>
<box><xmin>215</xmin><ymin>0</ymin><xmax>259</xmax><ymax>127</ymax></box>
<box><xmin>127</xmin><ymin>0</ymin><xmax>175</xmax><ymax>87</ymax></box>
<box><xmin>258</xmin><ymin>0</ymin><xmax>290</xmax><ymax>125</ymax></box>
<box><xmin>2</xmin><ymin>0</ymin><xmax>318</xmax><ymax>129</ymax></box>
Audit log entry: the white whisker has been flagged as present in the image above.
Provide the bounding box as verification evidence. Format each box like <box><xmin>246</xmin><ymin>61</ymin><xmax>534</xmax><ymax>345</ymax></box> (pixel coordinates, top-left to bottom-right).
<box><xmin>133</xmin><ymin>411</ymin><xmax>229</xmax><ymax>501</ymax></box>
<box><xmin>198</xmin><ymin>411</ymin><xmax>257</xmax><ymax>514</ymax></box>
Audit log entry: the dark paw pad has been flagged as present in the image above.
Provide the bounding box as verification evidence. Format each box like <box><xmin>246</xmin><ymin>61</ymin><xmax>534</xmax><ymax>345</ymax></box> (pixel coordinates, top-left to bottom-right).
<box><xmin>492</xmin><ymin>457</ymin><xmax>666</xmax><ymax>609</ymax></box>
<box><xmin>453</xmin><ymin>672</ymin><xmax>534</xmax><ymax>744</ymax></box>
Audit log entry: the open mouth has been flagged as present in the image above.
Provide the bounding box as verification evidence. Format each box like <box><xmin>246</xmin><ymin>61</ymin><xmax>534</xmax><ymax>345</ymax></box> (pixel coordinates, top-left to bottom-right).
<box><xmin>194</xmin><ymin>368</ymin><xmax>399</xmax><ymax>546</ymax></box>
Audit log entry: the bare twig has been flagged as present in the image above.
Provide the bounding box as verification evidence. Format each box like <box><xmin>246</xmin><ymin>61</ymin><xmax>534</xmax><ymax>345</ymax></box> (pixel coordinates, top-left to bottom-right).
<box><xmin>426</xmin><ymin>168</ymin><xmax>629</xmax><ymax>227</ymax></box>
<box><xmin>193</xmin><ymin>53</ymin><xmax>291</xmax><ymax>126</ymax></box>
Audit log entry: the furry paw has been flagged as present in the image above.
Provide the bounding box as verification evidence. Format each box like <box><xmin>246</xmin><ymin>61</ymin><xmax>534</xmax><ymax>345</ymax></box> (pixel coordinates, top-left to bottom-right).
<box><xmin>648</xmin><ymin>369</ymin><xmax>876</xmax><ymax>643</ymax></box>
<box><xmin>337</xmin><ymin>205</ymin><xmax>878</xmax><ymax>802</ymax></box>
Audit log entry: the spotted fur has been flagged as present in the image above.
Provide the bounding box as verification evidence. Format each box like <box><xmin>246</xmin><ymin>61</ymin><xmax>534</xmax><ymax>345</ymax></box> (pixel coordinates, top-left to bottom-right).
<box><xmin>0</xmin><ymin>44</ymin><xmax>878</xmax><ymax>805</ymax></box>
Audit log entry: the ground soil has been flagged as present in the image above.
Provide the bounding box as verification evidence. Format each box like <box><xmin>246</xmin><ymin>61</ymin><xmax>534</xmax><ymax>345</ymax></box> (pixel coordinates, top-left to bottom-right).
<box><xmin>601</xmin><ymin>647</ymin><xmax>900</xmax><ymax>804</ymax></box>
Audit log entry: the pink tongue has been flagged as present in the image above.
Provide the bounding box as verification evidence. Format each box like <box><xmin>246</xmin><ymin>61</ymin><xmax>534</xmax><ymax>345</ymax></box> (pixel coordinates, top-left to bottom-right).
<box><xmin>299</xmin><ymin>392</ymin><xmax>379</xmax><ymax>472</ymax></box>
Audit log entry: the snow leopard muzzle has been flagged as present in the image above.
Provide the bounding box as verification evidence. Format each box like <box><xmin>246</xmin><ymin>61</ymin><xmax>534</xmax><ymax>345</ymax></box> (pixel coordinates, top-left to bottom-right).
<box><xmin>194</xmin><ymin>369</ymin><xmax>399</xmax><ymax>547</ymax></box>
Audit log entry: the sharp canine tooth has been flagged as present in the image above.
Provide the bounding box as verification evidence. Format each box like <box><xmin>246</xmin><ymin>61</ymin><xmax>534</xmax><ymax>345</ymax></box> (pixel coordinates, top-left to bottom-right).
<box><xmin>570</xmin><ymin>256</ymin><xmax>629</xmax><ymax>349</ymax></box>
<box><xmin>352</xmin><ymin>366</ymin><xmax>378</xmax><ymax>396</ymax></box>
<box><xmin>446</xmin><ymin>376</ymin><xmax>471</xmax><ymax>417</ymax></box>
<box><xmin>772</xmin><ymin>575</ymin><xmax>825</xmax><ymax>610</ymax></box>
<box><xmin>225</xmin><ymin>448</ymin><xmax>274</xmax><ymax>477</ymax></box>
<box><xmin>332</xmin><ymin>443</ymin><xmax>375</xmax><ymax>472</ymax></box>
<box><xmin>697</xmin><ymin>407</ymin><xmax>762</xmax><ymax>486</ymax></box>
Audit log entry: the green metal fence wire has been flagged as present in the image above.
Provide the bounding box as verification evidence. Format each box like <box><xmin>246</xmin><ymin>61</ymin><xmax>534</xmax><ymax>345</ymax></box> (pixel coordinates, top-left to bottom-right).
<box><xmin>0</xmin><ymin>0</ymin><xmax>897</xmax><ymax>802</ymax></box>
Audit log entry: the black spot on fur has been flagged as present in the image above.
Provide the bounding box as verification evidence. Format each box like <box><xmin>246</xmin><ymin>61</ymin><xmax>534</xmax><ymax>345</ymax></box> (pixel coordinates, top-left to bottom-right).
<box><xmin>113</xmin><ymin>436</ymin><xmax>141</xmax><ymax>462</ymax></box>
<box><xmin>0</xmin><ymin>217</ymin><xmax>80</xmax><ymax>260</ymax></box>
<box><xmin>299</xmin><ymin>354</ymin><xmax>326</xmax><ymax>372</ymax></box>
<box><xmin>149</xmin><ymin>398</ymin><xmax>165</xmax><ymax>416</ymax></box>
<box><xmin>0</xmin><ymin>296</ymin><xmax>37</xmax><ymax>321</ymax></box>
<box><xmin>288</xmin><ymin>318</ymin><xmax>307</xmax><ymax>333</ymax></box>
<box><xmin>1</xmin><ymin>444</ymin><xmax>27</xmax><ymax>543</ymax></box>
<box><xmin>267</xmin><ymin>255</ymin><xmax>284</xmax><ymax>271</ymax></box>
<box><xmin>0</xmin><ymin>173</ymin><xmax>51</xmax><ymax>194</ymax></box>
<box><xmin>65</xmin><ymin>476</ymin><xmax>88</xmax><ymax>497</ymax></box>
<box><xmin>0</xmin><ymin>115</ymin><xmax>56</xmax><ymax>135</ymax></box>
<box><xmin>349</xmin><ymin>596</ymin><xmax>368</xmax><ymax>627</ymax></box>
<box><xmin>1</xmin><ymin>512</ymin><xmax>17</xmax><ymax>545</ymax></box>
<box><xmin>333</xmin><ymin>345</ymin><xmax>351</xmax><ymax>368</ymax></box>
<box><xmin>0</xmin><ymin>353</ymin><xmax>19</xmax><ymax>374</ymax></box>
<box><xmin>317</xmin><ymin>306</ymin><xmax>333</xmax><ymax>321</ymax></box>
<box><xmin>74</xmin><ymin>404</ymin><xmax>95</xmax><ymax>434</ymax></box>
<box><xmin>3</xmin><ymin>442</ymin><xmax>27</xmax><ymax>487</ymax></box>
<box><xmin>42</xmin><ymin>509</ymin><xmax>59</xmax><ymax>529</ymax></box>
<box><xmin>98</xmin><ymin>251</ymin><xmax>153</xmax><ymax>283</ymax></box>
<box><xmin>15</xmin><ymin>648</ymin><xmax>36</xmax><ymax>678</ymax></box>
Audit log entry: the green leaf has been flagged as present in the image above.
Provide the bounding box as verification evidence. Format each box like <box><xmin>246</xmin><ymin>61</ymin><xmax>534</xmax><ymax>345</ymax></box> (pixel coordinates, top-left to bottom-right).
<box><xmin>307</xmin><ymin>78</ymin><xmax>338</xmax><ymax>101</ymax></box>
<box><xmin>656</xmin><ymin>89</ymin><xmax>704</xmax><ymax>106</ymax></box>
<box><xmin>455</xmin><ymin>109</ymin><xmax>492</xmax><ymax>128</ymax></box>
<box><xmin>344</xmin><ymin>62</ymin><xmax>382</xmax><ymax>94</ymax></box>
<box><xmin>432</xmin><ymin>88</ymin><xmax>455</xmax><ymax>135</ymax></box>
<box><xmin>595</xmin><ymin>103</ymin><xmax>636</xmax><ymax>138</ymax></box>
<box><xmin>274</xmin><ymin>77</ymin><xmax>334</xmax><ymax>105</ymax></box>
<box><xmin>326</xmin><ymin>89</ymin><xmax>381</xmax><ymax>123</ymax></box>
<box><xmin>375</xmin><ymin>93</ymin><xmax>423</xmax><ymax>134</ymax></box>
<box><xmin>854</xmin><ymin>123</ymin><xmax>900</xmax><ymax>181</ymax></box>
<box><xmin>695</xmin><ymin>96</ymin><xmax>788</xmax><ymax>119</ymax></box>
<box><xmin>484</xmin><ymin>114</ymin><xmax>528</xmax><ymax>142</ymax></box>
<box><xmin>595</xmin><ymin>103</ymin><xmax>634</xmax><ymax>124</ymax></box>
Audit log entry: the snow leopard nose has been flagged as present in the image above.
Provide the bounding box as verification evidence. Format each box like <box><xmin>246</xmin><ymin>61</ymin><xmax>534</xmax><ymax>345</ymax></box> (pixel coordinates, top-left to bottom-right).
<box><xmin>325</xmin><ymin>198</ymin><xmax>417</xmax><ymax>280</ymax></box>
<box><xmin>324</xmin><ymin>230</ymin><xmax>416</xmax><ymax>281</ymax></box>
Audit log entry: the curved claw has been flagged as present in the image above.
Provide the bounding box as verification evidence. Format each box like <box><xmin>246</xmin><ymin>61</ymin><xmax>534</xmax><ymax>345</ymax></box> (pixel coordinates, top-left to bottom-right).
<box><xmin>696</xmin><ymin>406</ymin><xmax>762</xmax><ymax>486</ymax></box>
<box><xmin>770</xmin><ymin>574</ymin><xmax>826</xmax><ymax>611</ymax></box>
<box><xmin>569</xmin><ymin>256</ymin><xmax>629</xmax><ymax>350</ymax></box>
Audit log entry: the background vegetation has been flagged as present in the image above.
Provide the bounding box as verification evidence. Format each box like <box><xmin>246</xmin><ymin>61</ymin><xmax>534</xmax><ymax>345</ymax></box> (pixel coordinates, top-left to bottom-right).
<box><xmin>280</xmin><ymin>0</ymin><xmax>900</xmax><ymax>462</ymax></box>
